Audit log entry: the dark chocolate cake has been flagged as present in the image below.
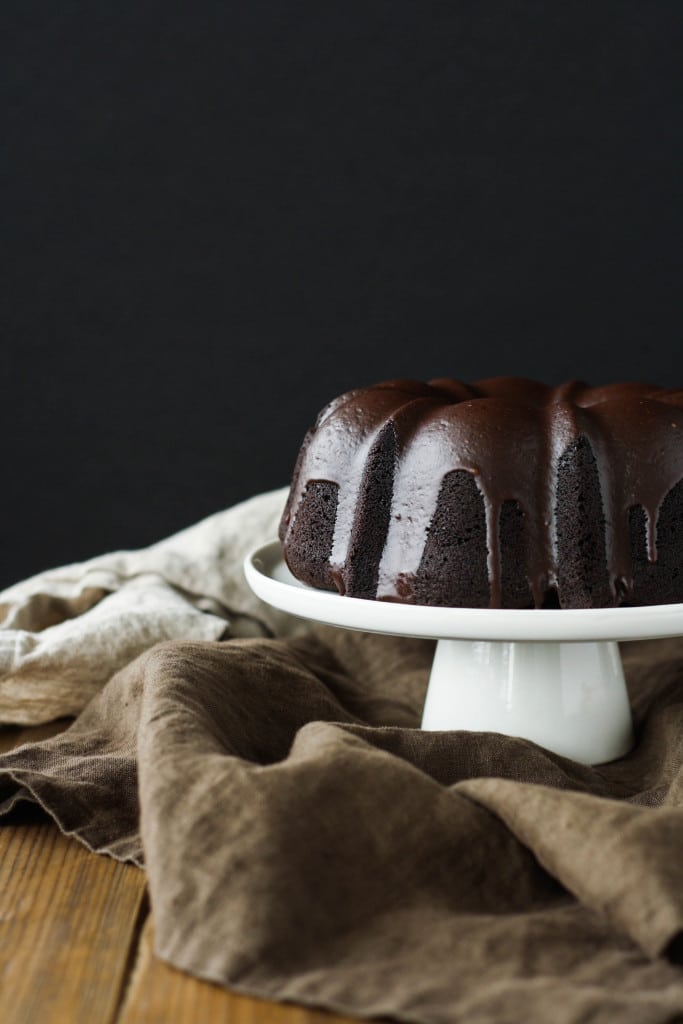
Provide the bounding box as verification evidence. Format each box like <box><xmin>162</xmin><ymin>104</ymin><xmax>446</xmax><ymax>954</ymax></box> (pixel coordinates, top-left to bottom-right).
<box><xmin>279</xmin><ymin>378</ymin><xmax>683</xmax><ymax>608</ymax></box>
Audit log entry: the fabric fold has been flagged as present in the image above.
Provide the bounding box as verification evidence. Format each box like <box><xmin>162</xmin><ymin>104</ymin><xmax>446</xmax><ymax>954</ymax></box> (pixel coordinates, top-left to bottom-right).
<box><xmin>0</xmin><ymin>626</ymin><xmax>682</xmax><ymax>1023</ymax></box>
<box><xmin>0</xmin><ymin>488</ymin><xmax>294</xmax><ymax>724</ymax></box>
<box><xmin>457</xmin><ymin>778</ymin><xmax>683</xmax><ymax>960</ymax></box>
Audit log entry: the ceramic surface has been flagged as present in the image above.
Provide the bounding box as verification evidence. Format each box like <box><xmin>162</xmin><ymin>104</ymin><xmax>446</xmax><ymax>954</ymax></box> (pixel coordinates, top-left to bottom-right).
<box><xmin>245</xmin><ymin>541</ymin><xmax>683</xmax><ymax>643</ymax></box>
<box><xmin>244</xmin><ymin>541</ymin><xmax>683</xmax><ymax>763</ymax></box>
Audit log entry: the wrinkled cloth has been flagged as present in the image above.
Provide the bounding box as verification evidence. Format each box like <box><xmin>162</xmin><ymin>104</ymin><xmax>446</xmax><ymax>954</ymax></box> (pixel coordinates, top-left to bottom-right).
<box><xmin>1</xmin><ymin>627</ymin><xmax>683</xmax><ymax>1023</ymax></box>
<box><xmin>0</xmin><ymin>488</ymin><xmax>293</xmax><ymax>723</ymax></box>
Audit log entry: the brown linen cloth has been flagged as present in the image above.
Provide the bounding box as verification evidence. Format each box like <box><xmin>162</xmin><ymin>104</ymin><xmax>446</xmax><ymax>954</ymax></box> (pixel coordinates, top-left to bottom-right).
<box><xmin>1</xmin><ymin>628</ymin><xmax>683</xmax><ymax>1023</ymax></box>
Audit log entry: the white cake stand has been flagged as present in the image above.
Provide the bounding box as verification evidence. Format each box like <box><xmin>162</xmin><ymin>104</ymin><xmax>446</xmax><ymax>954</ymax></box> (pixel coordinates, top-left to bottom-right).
<box><xmin>244</xmin><ymin>541</ymin><xmax>683</xmax><ymax>765</ymax></box>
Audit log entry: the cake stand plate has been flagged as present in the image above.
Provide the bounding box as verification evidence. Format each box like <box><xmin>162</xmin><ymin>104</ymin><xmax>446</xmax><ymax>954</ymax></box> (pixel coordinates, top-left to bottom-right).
<box><xmin>244</xmin><ymin>541</ymin><xmax>683</xmax><ymax>765</ymax></box>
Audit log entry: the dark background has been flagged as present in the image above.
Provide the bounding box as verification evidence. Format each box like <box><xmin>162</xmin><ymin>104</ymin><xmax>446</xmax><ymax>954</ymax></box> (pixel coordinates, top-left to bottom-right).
<box><xmin>2</xmin><ymin>1</ymin><xmax>681</xmax><ymax>588</ymax></box>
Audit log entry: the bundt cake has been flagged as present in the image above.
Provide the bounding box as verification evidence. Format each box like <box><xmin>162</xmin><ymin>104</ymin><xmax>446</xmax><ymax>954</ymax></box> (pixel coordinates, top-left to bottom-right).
<box><xmin>279</xmin><ymin>378</ymin><xmax>683</xmax><ymax>609</ymax></box>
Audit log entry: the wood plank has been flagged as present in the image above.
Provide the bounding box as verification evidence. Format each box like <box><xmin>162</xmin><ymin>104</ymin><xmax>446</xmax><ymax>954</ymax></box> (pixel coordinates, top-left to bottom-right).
<box><xmin>0</xmin><ymin>822</ymin><xmax>147</xmax><ymax>1024</ymax></box>
<box><xmin>118</xmin><ymin>917</ymin><xmax>359</xmax><ymax>1024</ymax></box>
<box><xmin>0</xmin><ymin>723</ymin><xmax>359</xmax><ymax>1024</ymax></box>
<box><xmin>0</xmin><ymin>722</ymin><xmax>148</xmax><ymax>1024</ymax></box>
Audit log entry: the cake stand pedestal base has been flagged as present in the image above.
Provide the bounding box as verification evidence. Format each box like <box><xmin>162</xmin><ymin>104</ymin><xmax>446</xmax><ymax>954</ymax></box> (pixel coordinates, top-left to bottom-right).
<box><xmin>244</xmin><ymin>540</ymin><xmax>683</xmax><ymax>766</ymax></box>
<box><xmin>422</xmin><ymin>639</ymin><xmax>633</xmax><ymax>764</ymax></box>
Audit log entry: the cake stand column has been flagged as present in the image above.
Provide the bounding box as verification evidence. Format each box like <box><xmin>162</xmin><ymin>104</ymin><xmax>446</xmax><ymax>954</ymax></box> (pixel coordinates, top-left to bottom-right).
<box><xmin>421</xmin><ymin>638</ymin><xmax>634</xmax><ymax>765</ymax></box>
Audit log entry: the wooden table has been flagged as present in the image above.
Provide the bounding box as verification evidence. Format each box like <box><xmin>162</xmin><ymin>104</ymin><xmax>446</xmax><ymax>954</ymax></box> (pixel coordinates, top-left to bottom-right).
<box><xmin>0</xmin><ymin>723</ymin><xmax>356</xmax><ymax>1024</ymax></box>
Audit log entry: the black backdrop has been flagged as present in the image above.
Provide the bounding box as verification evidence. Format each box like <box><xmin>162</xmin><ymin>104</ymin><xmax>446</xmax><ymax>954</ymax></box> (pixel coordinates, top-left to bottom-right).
<box><xmin>2</xmin><ymin>2</ymin><xmax>682</xmax><ymax>588</ymax></box>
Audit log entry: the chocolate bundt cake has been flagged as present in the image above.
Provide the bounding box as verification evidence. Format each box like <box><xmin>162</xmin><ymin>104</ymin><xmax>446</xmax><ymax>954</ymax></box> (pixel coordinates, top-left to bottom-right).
<box><xmin>279</xmin><ymin>378</ymin><xmax>683</xmax><ymax>609</ymax></box>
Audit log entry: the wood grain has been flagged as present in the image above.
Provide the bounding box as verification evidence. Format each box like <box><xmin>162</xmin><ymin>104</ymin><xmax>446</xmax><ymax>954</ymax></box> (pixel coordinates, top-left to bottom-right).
<box><xmin>0</xmin><ymin>719</ymin><xmax>145</xmax><ymax>1024</ymax></box>
<box><xmin>0</xmin><ymin>722</ymin><xmax>359</xmax><ymax>1024</ymax></box>
<box><xmin>0</xmin><ymin>810</ymin><xmax>147</xmax><ymax>1024</ymax></box>
<box><xmin>118</xmin><ymin>917</ymin><xmax>358</xmax><ymax>1024</ymax></box>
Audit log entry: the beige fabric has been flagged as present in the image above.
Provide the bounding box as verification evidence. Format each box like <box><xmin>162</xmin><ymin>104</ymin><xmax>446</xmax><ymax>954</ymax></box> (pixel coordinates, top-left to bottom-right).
<box><xmin>0</xmin><ymin>488</ymin><xmax>293</xmax><ymax>724</ymax></box>
<box><xmin>0</xmin><ymin>629</ymin><xmax>682</xmax><ymax>1023</ymax></box>
<box><xmin>1</xmin><ymin>489</ymin><xmax>682</xmax><ymax>1020</ymax></box>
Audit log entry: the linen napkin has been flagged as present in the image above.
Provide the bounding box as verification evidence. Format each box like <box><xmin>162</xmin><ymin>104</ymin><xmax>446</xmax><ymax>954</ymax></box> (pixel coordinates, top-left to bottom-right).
<box><xmin>1</xmin><ymin>491</ymin><xmax>683</xmax><ymax>1023</ymax></box>
<box><xmin>0</xmin><ymin>488</ymin><xmax>295</xmax><ymax>723</ymax></box>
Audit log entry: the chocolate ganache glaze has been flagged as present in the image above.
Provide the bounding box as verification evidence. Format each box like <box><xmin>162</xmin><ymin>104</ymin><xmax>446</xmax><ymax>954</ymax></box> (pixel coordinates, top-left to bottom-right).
<box><xmin>279</xmin><ymin>378</ymin><xmax>683</xmax><ymax>609</ymax></box>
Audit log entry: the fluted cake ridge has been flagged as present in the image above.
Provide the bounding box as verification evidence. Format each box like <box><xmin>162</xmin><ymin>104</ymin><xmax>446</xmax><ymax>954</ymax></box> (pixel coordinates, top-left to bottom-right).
<box><xmin>280</xmin><ymin>378</ymin><xmax>683</xmax><ymax>609</ymax></box>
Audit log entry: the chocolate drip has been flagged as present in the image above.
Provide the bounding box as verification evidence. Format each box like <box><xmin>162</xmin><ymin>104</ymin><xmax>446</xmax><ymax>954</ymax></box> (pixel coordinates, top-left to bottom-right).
<box><xmin>281</xmin><ymin>378</ymin><xmax>683</xmax><ymax>608</ymax></box>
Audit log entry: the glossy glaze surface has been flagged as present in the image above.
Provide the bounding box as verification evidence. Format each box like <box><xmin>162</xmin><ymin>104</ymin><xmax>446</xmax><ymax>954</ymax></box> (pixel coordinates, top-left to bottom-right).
<box><xmin>280</xmin><ymin>378</ymin><xmax>683</xmax><ymax>606</ymax></box>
